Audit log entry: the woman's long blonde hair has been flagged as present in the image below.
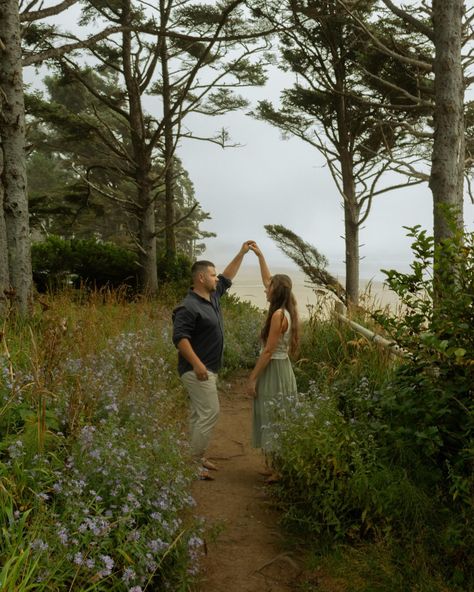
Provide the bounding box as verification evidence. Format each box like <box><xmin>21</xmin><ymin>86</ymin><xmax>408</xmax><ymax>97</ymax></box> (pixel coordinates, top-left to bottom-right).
<box><xmin>261</xmin><ymin>274</ymin><xmax>299</xmax><ymax>358</ymax></box>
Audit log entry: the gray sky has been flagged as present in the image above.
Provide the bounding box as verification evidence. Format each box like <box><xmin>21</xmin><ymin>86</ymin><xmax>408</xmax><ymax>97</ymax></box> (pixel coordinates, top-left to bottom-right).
<box><xmin>178</xmin><ymin>74</ymin><xmax>474</xmax><ymax>280</ymax></box>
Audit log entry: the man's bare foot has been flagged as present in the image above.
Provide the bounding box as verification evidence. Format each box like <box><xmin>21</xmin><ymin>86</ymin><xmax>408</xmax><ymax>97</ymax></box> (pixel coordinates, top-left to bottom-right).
<box><xmin>198</xmin><ymin>466</ymin><xmax>215</xmax><ymax>480</ymax></box>
<box><xmin>201</xmin><ymin>457</ymin><xmax>218</xmax><ymax>471</ymax></box>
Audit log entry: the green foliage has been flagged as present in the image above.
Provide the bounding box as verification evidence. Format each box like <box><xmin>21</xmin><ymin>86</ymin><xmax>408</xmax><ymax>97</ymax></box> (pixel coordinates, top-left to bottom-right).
<box><xmin>375</xmin><ymin>226</ymin><xmax>473</xmax><ymax>494</ymax></box>
<box><xmin>0</xmin><ymin>505</ymin><xmax>42</xmax><ymax>591</ymax></box>
<box><xmin>304</xmin><ymin>541</ymin><xmax>451</xmax><ymax>592</ymax></box>
<box><xmin>26</xmin><ymin>73</ymin><xmax>210</xmax><ymax>256</ymax></box>
<box><xmin>271</xmin><ymin>384</ymin><xmax>439</xmax><ymax>544</ymax></box>
<box><xmin>269</xmin><ymin>386</ymin><xmax>378</xmax><ymax>540</ymax></box>
<box><xmin>31</xmin><ymin>236</ymin><xmax>139</xmax><ymax>292</ymax></box>
<box><xmin>156</xmin><ymin>252</ymin><xmax>192</xmax><ymax>284</ymax></box>
<box><xmin>221</xmin><ymin>294</ymin><xmax>263</xmax><ymax>376</ymax></box>
<box><xmin>297</xmin><ymin>308</ymin><xmax>394</xmax><ymax>393</ymax></box>
<box><xmin>266</xmin><ymin>226</ymin><xmax>473</xmax><ymax>589</ymax></box>
<box><xmin>31</xmin><ymin>236</ymin><xmax>194</xmax><ymax>295</ymax></box>
<box><xmin>0</xmin><ymin>292</ymin><xmax>267</xmax><ymax>589</ymax></box>
<box><xmin>264</xmin><ymin>224</ymin><xmax>346</xmax><ymax>303</ymax></box>
<box><xmin>0</xmin><ymin>298</ymin><xmax>201</xmax><ymax>590</ymax></box>
<box><xmin>254</xmin><ymin>0</ymin><xmax>432</xmax><ymax>178</ymax></box>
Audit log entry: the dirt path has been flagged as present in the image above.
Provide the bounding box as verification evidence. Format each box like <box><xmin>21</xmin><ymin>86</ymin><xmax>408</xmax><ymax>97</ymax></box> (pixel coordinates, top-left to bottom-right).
<box><xmin>192</xmin><ymin>371</ymin><xmax>302</xmax><ymax>592</ymax></box>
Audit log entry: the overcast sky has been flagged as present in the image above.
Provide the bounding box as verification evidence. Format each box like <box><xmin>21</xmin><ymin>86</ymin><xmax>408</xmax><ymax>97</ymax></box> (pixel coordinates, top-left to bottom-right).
<box><xmin>178</xmin><ymin>71</ymin><xmax>474</xmax><ymax>280</ymax></box>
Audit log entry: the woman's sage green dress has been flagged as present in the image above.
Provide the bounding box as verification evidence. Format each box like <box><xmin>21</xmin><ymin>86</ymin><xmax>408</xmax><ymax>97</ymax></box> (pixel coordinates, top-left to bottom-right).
<box><xmin>251</xmin><ymin>309</ymin><xmax>297</xmax><ymax>451</ymax></box>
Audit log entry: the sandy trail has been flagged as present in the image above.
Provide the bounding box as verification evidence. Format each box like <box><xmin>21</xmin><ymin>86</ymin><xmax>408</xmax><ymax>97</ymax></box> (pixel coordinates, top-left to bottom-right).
<box><xmin>192</xmin><ymin>371</ymin><xmax>302</xmax><ymax>592</ymax></box>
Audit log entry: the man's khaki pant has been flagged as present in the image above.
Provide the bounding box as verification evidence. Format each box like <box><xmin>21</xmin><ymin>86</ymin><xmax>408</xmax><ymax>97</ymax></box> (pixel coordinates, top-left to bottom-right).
<box><xmin>181</xmin><ymin>371</ymin><xmax>219</xmax><ymax>461</ymax></box>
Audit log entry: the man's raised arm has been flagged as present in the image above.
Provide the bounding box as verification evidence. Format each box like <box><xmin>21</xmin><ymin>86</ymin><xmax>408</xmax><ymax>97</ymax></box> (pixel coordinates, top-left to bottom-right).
<box><xmin>221</xmin><ymin>240</ymin><xmax>255</xmax><ymax>280</ymax></box>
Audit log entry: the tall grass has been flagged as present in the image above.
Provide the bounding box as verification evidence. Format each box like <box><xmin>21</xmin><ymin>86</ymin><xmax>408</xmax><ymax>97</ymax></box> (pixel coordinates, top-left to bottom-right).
<box><xmin>0</xmin><ymin>290</ymin><xmax>201</xmax><ymax>591</ymax></box>
<box><xmin>296</xmin><ymin>296</ymin><xmax>398</xmax><ymax>392</ymax></box>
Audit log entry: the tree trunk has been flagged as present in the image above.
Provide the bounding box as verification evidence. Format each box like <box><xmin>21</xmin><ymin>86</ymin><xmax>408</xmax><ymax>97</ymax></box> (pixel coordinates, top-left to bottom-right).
<box><xmin>341</xmin><ymin>157</ymin><xmax>360</xmax><ymax>307</ymax></box>
<box><xmin>0</xmin><ymin>150</ymin><xmax>10</xmax><ymax>316</ymax></box>
<box><xmin>0</xmin><ymin>0</ymin><xmax>33</xmax><ymax>314</ymax></box>
<box><xmin>161</xmin><ymin>47</ymin><xmax>177</xmax><ymax>262</ymax></box>
<box><xmin>138</xmin><ymin>184</ymin><xmax>158</xmax><ymax>295</ymax></box>
<box><xmin>160</xmin><ymin>0</ymin><xmax>177</xmax><ymax>264</ymax></box>
<box><xmin>122</xmin><ymin>3</ymin><xmax>158</xmax><ymax>295</ymax></box>
<box><xmin>429</xmin><ymin>0</ymin><xmax>464</xmax><ymax>245</ymax></box>
<box><xmin>333</xmin><ymin>19</ymin><xmax>360</xmax><ymax>307</ymax></box>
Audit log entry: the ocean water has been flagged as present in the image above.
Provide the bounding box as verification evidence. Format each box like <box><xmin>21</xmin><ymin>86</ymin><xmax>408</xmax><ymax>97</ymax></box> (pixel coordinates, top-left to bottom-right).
<box><xmin>229</xmin><ymin>265</ymin><xmax>400</xmax><ymax>319</ymax></box>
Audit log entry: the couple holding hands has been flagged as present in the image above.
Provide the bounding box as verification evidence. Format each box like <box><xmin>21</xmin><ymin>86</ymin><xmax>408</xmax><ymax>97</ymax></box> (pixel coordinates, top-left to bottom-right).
<box><xmin>172</xmin><ymin>241</ymin><xmax>299</xmax><ymax>481</ymax></box>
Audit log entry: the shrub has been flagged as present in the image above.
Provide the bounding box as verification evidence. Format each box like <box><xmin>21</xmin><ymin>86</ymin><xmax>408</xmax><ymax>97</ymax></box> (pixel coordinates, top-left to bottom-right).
<box><xmin>267</xmin><ymin>380</ymin><xmax>436</xmax><ymax>543</ymax></box>
<box><xmin>270</xmin><ymin>225</ymin><xmax>474</xmax><ymax>590</ymax></box>
<box><xmin>221</xmin><ymin>293</ymin><xmax>263</xmax><ymax>376</ymax></box>
<box><xmin>32</xmin><ymin>236</ymin><xmax>139</xmax><ymax>292</ymax></box>
<box><xmin>32</xmin><ymin>236</ymin><xmax>193</xmax><ymax>295</ymax></box>
<box><xmin>156</xmin><ymin>252</ymin><xmax>192</xmax><ymax>284</ymax></box>
<box><xmin>374</xmin><ymin>226</ymin><xmax>473</xmax><ymax>498</ymax></box>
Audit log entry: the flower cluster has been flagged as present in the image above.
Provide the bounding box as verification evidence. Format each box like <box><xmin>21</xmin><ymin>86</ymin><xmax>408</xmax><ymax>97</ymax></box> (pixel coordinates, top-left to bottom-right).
<box><xmin>1</xmin><ymin>318</ymin><xmax>201</xmax><ymax>590</ymax></box>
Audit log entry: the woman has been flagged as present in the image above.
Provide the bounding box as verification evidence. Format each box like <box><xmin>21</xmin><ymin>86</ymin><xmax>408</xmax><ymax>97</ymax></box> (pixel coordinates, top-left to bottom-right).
<box><xmin>247</xmin><ymin>243</ymin><xmax>299</xmax><ymax>481</ymax></box>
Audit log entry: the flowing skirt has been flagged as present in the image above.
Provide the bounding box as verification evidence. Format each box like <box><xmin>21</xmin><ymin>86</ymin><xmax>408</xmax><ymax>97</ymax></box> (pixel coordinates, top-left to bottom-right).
<box><xmin>251</xmin><ymin>357</ymin><xmax>297</xmax><ymax>451</ymax></box>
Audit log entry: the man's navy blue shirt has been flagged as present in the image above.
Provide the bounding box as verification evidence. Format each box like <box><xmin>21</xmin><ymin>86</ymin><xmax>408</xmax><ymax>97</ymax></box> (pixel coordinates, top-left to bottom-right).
<box><xmin>172</xmin><ymin>274</ymin><xmax>232</xmax><ymax>376</ymax></box>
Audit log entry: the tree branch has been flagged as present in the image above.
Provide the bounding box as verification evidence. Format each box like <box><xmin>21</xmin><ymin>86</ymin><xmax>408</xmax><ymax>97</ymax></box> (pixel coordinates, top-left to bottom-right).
<box><xmin>361</xmin><ymin>69</ymin><xmax>432</xmax><ymax>107</ymax></box>
<box><xmin>22</xmin><ymin>26</ymin><xmax>127</xmax><ymax>66</ymax></box>
<box><xmin>180</xmin><ymin>131</ymin><xmax>242</xmax><ymax>148</ymax></box>
<box><xmin>335</xmin><ymin>0</ymin><xmax>433</xmax><ymax>72</ymax></box>
<box><xmin>154</xmin><ymin>202</ymin><xmax>199</xmax><ymax>236</ymax></box>
<box><xmin>379</xmin><ymin>0</ymin><xmax>435</xmax><ymax>41</ymax></box>
<box><xmin>20</xmin><ymin>0</ymin><xmax>79</xmax><ymax>22</ymax></box>
<box><xmin>71</xmin><ymin>166</ymin><xmax>136</xmax><ymax>208</ymax></box>
<box><xmin>149</xmin><ymin>0</ymin><xmax>245</xmax><ymax>149</ymax></box>
<box><xmin>60</xmin><ymin>59</ymin><xmax>130</xmax><ymax>121</ymax></box>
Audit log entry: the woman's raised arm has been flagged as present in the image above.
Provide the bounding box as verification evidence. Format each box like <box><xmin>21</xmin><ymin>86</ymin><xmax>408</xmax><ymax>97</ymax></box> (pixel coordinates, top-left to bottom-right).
<box><xmin>249</xmin><ymin>243</ymin><xmax>272</xmax><ymax>289</ymax></box>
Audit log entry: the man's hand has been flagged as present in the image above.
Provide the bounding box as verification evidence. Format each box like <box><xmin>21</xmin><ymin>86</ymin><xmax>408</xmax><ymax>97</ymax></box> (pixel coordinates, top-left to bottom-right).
<box><xmin>240</xmin><ymin>240</ymin><xmax>256</xmax><ymax>255</ymax></box>
<box><xmin>193</xmin><ymin>361</ymin><xmax>209</xmax><ymax>381</ymax></box>
<box><xmin>222</xmin><ymin>241</ymin><xmax>256</xmax><ymax>280</ymax></box>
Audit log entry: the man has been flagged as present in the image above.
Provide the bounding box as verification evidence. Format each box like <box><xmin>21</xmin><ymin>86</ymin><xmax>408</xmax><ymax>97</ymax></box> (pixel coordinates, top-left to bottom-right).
<box><xmin>172</xmin><ymin>241</ymin><xmax>254</xmax><ymax>480</ymax></box>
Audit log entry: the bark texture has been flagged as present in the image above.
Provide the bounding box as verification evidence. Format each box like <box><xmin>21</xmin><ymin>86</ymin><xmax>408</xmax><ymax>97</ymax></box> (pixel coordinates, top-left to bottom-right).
<box><xmin>0</xmin><ymin>149</ymin><xmax>10</xmax><ymax>315</ymax></box>
<box><xmin>0</xmin><ymin>0</ymin><xmax>33</xmax><ymax>314</ymax></box>
<box><xmin>159</xmin><ymin>5</ymin><xmax>177</xmax><ymax>263</ymax></box>
<box><xmin>430</xmin><ymin>0</ymin><xmax>465</xmax><ymax>242</ymax></box>
<box><xmin>122</xmin><ymin>1</ymin><xmax>158</xmax><ymax>295</ymax></box>
<box><xmin>333</xmin><ymin>16</ymin><xmax>360</xmax><ymax>307</ymax></box>
<box><xmin>343</xmin><ymin>196</ymin><xmax>359</xmax><ymax>307</ymax></box>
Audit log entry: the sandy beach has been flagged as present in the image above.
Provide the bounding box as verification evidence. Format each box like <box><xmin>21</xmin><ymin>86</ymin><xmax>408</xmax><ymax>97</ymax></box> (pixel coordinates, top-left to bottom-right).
<box><xmin>229</xmin><ymin>265</ymin><xmax>400</xmax><ymax>318</ymax></box>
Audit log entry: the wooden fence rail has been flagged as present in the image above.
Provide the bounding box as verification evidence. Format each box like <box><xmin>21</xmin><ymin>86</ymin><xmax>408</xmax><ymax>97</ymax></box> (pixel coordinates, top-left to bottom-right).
<box><xmin>334</xmin><ymin>302</ymin><xmax>407</xmax><ymax>358</ymax></box>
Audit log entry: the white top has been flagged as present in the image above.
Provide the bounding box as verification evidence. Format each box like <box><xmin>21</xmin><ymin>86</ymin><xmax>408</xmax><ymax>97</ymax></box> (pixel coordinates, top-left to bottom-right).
<box><xmin>271</xmin><ymin>309</ymin><xmax>291</xmax><ymax>359</ymax></box>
